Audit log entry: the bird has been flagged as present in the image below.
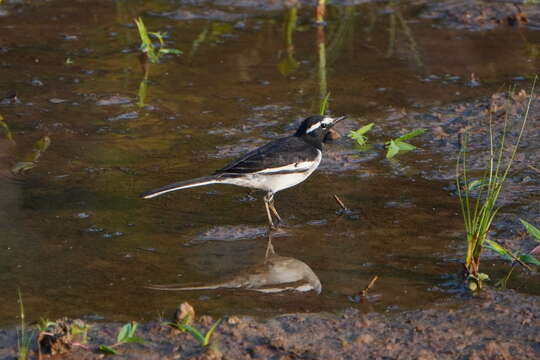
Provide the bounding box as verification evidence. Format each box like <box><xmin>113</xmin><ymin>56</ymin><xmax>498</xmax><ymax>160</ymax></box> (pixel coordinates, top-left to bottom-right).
<box><xmin>140</xmin><ymin>114</ymin><xmax>346</xmax><ymax>228</ymax></box>
<box><xmin>146</xmin><ymin>235</ymin><xmax>322</xmax><ymax>294</ymax></box>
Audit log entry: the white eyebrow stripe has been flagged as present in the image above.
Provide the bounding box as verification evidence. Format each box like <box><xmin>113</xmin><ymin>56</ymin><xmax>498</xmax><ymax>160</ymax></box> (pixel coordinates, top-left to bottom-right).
<box><xmin>306</xmin><ymin>122</ymin><xmax>321</xmax><ymax>133</ymax></box>
<box><xmin>306</xmin><ymin>117</ymin><xmax>334</xmax><ymax>133</ymax></box>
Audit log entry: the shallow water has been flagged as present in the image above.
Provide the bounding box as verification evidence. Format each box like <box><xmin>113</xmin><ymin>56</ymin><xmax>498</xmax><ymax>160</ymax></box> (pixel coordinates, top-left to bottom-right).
<box><xmin>0</xmin><ymin>0</ymin><xmax>539</xmax><ymax>326</ymax></box>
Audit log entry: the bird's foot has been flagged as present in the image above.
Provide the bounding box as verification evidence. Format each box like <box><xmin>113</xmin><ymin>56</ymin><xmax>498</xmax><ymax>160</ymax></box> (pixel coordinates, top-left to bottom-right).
<box><xmin>268</xmin><ymin>219</ymin><xmax>288</xmax><ymax>231</ymax></box>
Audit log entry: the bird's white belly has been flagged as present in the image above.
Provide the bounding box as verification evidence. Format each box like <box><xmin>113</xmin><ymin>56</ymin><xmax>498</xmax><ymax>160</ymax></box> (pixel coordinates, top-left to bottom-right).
<box><xmin>221</xmin><ymin>150</ymin><xmax>322</xmax><ymax>193</ymax></box>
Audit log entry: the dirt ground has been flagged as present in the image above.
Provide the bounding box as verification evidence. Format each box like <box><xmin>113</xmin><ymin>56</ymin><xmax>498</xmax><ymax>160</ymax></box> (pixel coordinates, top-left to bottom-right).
<box><xmin>0</xmin><ymin>289</ymin><xmax>538</xmax><ymax>359</ymax></box>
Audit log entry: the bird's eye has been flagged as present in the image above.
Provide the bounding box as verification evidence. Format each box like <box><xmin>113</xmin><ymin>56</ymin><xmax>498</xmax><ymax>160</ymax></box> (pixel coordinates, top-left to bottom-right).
<box><xmin>321</xmin><ymin>123</ymin><xmax>327</xmax><ymax>129</ymax></box>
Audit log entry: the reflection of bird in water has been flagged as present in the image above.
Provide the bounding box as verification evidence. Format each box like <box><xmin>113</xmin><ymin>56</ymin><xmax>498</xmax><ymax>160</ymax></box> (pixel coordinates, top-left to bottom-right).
<box><xmin>147</xmin><ymin>237</ymin><xmax>321</xmax><ymax>294</ymax></box>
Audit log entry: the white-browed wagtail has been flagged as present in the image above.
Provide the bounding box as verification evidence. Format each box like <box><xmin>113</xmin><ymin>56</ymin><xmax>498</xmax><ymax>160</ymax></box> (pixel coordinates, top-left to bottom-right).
<box><xmin>140</xmin><ymin>114</ymin><xmax>346</xmax><ymax>228</ymax></box>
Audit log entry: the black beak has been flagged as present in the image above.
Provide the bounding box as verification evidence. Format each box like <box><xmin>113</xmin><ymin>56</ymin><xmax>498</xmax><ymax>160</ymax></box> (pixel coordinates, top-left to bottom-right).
<box><xmin>330</xmin><ymin>115</ymin><xmax>347</xmax><ymax>127</ymax></box>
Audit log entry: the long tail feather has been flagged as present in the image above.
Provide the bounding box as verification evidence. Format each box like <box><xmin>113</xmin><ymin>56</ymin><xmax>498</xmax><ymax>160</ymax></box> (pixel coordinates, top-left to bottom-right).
<box><xmin>140</xmin><ymin>176</ymin><xmax>219</xmax><ymax>199</ymax></box>
<box><xmin>145</xmin><ymin>282</ymin><xmax>241</xmax><ymax>291</ymax></box>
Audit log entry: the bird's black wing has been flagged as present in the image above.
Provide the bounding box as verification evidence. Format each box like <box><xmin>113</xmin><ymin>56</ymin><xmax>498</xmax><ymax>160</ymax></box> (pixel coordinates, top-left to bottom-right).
<box><xmin>215</xmin><ymin>136</ymin><xmax>319</xmax><ymax>175</ymax></box>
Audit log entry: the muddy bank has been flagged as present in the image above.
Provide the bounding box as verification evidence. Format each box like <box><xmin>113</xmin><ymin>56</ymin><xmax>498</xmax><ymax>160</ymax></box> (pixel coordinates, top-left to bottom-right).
<box><xmin>0</xmin><ymin>289</ymin><xmax>538</xmax><ymax>359</ymax></box>
<box><xmin>422</xmin><ymin>0</ymin><xmax>540</xmax><ymax>30</ymax></box>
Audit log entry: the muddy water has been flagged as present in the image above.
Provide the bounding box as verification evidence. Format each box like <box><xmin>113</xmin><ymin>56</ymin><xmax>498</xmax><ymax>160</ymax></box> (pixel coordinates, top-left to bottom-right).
<box><xmin>0</xmin><ymin>0</ymin><xmax>539</xmax><ymax>326</ymax></box>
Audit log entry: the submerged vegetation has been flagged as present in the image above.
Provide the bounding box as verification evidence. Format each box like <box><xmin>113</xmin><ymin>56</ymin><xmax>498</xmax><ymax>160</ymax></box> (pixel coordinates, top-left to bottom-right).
<box><xmin>347</xmin><ymin>124</ymin><xmax>425</xmax><ymax>158</ymax></box>
<box><xmin>347</xmin><ymin>123</ymin><xmax>374</xmax><ymax>147</ymax></box>
<box><xmin>384</xmin><ymin>128</ymin><xmax>426</xmax><ymax>159</ymax></box>
<box><xmin>456</xmin><ymin>79</ymin><xmax>536</xmax><ymax>290</ymax></box>
<box><xmin>11</xmin><ymin>136</ymin><xmax>51</xmax><ymax>175</ymax></box>
<box><xmin>0</xmin><ymin>114</ymin><xmax>14</xmax><ymax>143</ymax></box>
<box><xmin>134</xmin><ymin>17</ymin><xmax>182</xmax><ymax>64</ymax></box>
<box><xmin>134</xmin><ymin>17</ymin><xmax>182</xmax><ymax>108</ymax></box>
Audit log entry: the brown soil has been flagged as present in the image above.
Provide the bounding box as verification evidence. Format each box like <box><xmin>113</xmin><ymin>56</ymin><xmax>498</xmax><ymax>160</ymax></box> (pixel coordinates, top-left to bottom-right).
<box><xmin>0</xmin><ymin>289</ymin><xmax>538</xmax><ymax>359</ymax></box>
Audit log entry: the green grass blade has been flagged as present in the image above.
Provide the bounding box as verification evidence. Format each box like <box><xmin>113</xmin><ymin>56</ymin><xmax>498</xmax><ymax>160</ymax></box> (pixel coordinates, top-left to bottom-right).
<box><xmin>124</xmin><ymin>336</ymin><xmax>145</xmax><ymax>344</ymax></box>
<box><xmin>395</xmin><ymin>141</ymin><xmax>416</xmax><ymax>151</ymax></box>
<box><xmin>98</xmin><ymin>345</ymin><xmax>118</xmax><ymax>355</ymax></box>
<box><xmin>319</xmin><ymin>92</ymin><xmax>331</xmax><ymax>115</ymax></box>
<box><xmin>484</xmin><ymin>239</ymin><xmax>513</xmax><ymax>262</ymax></box>
<box><xmin>394</xmin><ymin>128</ymin><xmax>425</xmax><ymax>142</ymax></box>
<box><xmin>519</xmin><ymin>254</ymin><xmax>540</xmax><ymax>266</ymax></box>
<box><xmin>203</xmin><ymin>319</ymin><xmax>222</xmax><ymax>346</ymax></box>
<box><xmin>117</xmin><ymin>322</ymin><xmax>137</xmax><ymax>343</ymax></box>
<box><xmin>180</xmin><ymin>324</ymin><xmax>205</xmax><ymax>345</ymax></box>
<box><xmin>520</xmin><ymin>219</ymin><xmax>540</xmax><ymax>241</ymax></box>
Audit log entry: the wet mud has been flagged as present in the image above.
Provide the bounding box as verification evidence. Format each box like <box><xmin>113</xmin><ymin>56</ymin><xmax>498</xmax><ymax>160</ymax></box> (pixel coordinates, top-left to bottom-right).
<box><xmin>422</xmin><ymin>0</ymin><xmax>540</xmax><ymax>30</ymax></box>
<box><xmin>0</xmin><ymin>289</ymin><xmax>538</xmax><ymax>359</ymax></box>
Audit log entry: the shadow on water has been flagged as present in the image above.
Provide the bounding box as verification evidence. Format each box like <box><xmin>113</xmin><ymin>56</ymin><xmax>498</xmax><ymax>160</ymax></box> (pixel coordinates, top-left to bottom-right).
<box><xmin>0</xmin><ymin>0</ymin><xmax>539</xmax><ymax>326</ymax></box>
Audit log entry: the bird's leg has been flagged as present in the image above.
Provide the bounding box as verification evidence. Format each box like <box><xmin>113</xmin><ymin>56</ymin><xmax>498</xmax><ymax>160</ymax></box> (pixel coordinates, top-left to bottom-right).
<box><xmin>265</xmin><ymin>234</ymin><xmax>275</xmax><ymax>260</ymax></box>
<box><xmin>264</xmin><ymin>193</ymin><xmax>276</xmax><ymax>229</ymax></box>
<box><xmin>268</xmin><ymin>193</ymin><xmax>284</xmax><ymax>225</ymax></box>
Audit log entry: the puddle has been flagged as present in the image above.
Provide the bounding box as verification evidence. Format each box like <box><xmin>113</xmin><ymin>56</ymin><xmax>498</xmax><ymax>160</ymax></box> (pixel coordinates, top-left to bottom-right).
<box><xmin>0</xmin><ymin>0</ymin><xmax>539</xmax><ymax>327</ymax></box>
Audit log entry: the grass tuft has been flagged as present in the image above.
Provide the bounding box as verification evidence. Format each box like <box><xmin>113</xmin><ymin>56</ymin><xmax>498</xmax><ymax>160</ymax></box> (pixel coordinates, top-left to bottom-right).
<box><xmin>164</xmin><ymin>315</ymin><xmax>221</xmax><ymax>347</ymax></box>
<box><xmin>16</xmin><ymin>290</ymin><xmax>33</xmax><ymax>360</ymax></box>
<box><xmin>456</xmin><ymin>77</ymin><xmax>536</xmax><ymax>290</ymax></box>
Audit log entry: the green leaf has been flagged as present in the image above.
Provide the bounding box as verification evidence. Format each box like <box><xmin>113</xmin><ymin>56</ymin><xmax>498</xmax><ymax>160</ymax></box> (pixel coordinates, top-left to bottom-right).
<box><xmin>159</xmin><ymin>48</ymin><xmax>183</xmax><ymax>55</ymax></box>
<box><xmin>348</xmin><ymin>123</ymin><xmax>374</xmax><ymax>146</ymax></box>
<box><xmin>395</xmin><ymin>128</ymin><xmax>425</xmax><ymax>142</ymax></box>
<box><xmin>477</xmin><ymin>272</ymin><xmax>490</xmax><ymax>281</ymax></box>
<box><xmin>0</xmin><ymin>115</ymin><xmax>14</xmax><ymax>143</ymax></box>
<box><xmin>395</xmin><ymin>141</ymin><xmax>416</xmax><ymax>151</ymax></box>
<box><xmin>180</xmin><ymin>324</ymin><xmax>205</xmax><ymax>345</ymax></box>
<box><xmin>484</xmin><ymin>239</ymin><xmax>513</xmax><ymax>262</ymax></box>
<box><xmin>520</xmin><ymin>219</ymin><xmax>540</xmax><ymax>241</ymax></box>
<box><xmin>203</xmin><ymin>319</ymin><xmax>221</xmax><ymax>347</ymax></box>
<box><xmin>386</xmin><ymin>140</ymin><xmax>400</xmax><ymax>159</ymax></box>
<box><xmin>98</xmin><ymin>345</ymin><xmax>118</xmax><ymax>355</ymax></box>
<box><xmin>519</xmin><ymin>254</ymin><xmax>540</xmax><ymax>266</ymax></box>
<box><xmin>117</xmin><ymin>322</ymin><xmax>137</xmax><ymax>343</ymax></box>
<box><xmin>117</xmin><ymin>324</ymin><xmax>130</xmax><ymax>343</ymax></box>
<box><xmin>354</xmin><ymin>123</ymin><xmax>374</xmax><ymax>136</ymax></box>
<box><xmin>123</xmin><ymin>336</ymin><xmax>145</xmax><ymax>344</ymax></box>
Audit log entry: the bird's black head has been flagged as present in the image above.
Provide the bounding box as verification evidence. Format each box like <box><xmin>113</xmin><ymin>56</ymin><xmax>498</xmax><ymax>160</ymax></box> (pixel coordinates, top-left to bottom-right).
<box><xmin>294</xmin><ymin>115</ymin><xmax>346</xmax><ymax>148</ymax></box>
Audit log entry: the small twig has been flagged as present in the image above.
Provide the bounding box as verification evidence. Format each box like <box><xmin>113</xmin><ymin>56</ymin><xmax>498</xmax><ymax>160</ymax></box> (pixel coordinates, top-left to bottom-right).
<box><xmin>528</xmin><ymin>164</ymin><xmax>540</xmax><ymax>174</ymax></box>
<box><xmin>360</xmin><ymin>276</ymin><xmax>378</xmax><ymax>298</ymax></box>
<box><xmin>136</xmin><ymin>247</ymin><xmax>159</xmax><ymax>254</ymax></box>
<box><xmin>333</xmin><ymin>194</ymin><xmax>348</xmax><ymax>211</ymax></box>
